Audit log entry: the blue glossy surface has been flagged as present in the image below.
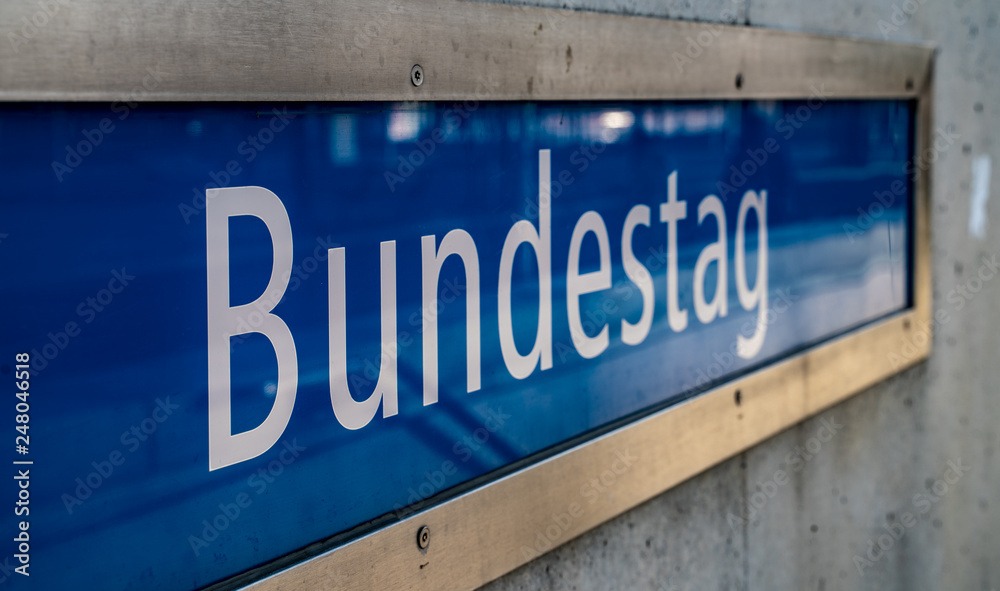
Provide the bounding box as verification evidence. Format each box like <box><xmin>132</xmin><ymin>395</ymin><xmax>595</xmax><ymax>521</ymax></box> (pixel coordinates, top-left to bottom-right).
<box><xmin>0</xmin><ymin>99</ymin><xmax>911</xmax><ymax>589</ymax></box>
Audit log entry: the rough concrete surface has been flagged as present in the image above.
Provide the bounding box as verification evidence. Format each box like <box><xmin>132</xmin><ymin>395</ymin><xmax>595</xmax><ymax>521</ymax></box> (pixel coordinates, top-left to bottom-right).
<box><xmin>478</xmin><ymin>0</ymin><xmax>1000</xmax><ymax>589</ymax></box>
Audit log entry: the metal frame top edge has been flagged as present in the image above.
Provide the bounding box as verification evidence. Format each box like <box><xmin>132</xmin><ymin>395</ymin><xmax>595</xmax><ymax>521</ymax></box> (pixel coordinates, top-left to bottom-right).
<box><xmin>0</xmin><ymin>0</ymin><xmax>934</xmax><ymax>102</ymax></box>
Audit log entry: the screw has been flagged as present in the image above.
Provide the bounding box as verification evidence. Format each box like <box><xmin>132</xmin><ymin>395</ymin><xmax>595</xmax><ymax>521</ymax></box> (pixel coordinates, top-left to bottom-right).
<box><xmin>417</xmin><ymin>525</ymin><xmax>430</xmax><ymax>549</ymax></box>
<box><xmin>735</xmin><ymin>73</ymin><xmax>743</xmax><ymax>89</ymax></box>
<box><xmin>411</xmin><ymin>64</ymin><xmax>424</xmax><ymax>87</ymax></box>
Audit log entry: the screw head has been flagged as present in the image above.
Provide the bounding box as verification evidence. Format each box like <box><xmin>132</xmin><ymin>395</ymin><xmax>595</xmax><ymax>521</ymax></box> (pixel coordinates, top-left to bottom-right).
<box><xmin>410</xmin><ymin>64</ymin><xmax>424</xmax><ymax>87</ymax></box>
<box><xmin>417</xmin><ymin>525</ymin><xmax>430</xmax><ymax>549</ymax></box>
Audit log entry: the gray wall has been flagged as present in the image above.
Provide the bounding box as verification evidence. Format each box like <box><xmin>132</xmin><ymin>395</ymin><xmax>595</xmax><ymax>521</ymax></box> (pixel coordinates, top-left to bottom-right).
<box><xmin>478</xmin><ymin>0</ymin><xmax>1000</xmax><ymax>589</ymax></box>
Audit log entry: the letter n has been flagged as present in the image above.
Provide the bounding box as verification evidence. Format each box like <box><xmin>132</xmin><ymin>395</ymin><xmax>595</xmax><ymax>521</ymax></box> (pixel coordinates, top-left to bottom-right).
<box><xmin>421</xmin><ymin>231</ymin><xmax>481</xmax><ymax>405</ymax></box>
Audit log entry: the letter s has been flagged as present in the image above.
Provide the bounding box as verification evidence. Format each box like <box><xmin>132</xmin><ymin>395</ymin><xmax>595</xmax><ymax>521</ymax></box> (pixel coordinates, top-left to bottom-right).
<box><xmin>913</xmin><ymin>493</ymin><xmax>932</xmax><ymax>514</ymax></box>
<box><xmin>946</xmin><ymin>289</ymin><xmax>965</xmax><ymax>311</ymax></box>
<box><xmin>120</xmin><ymin>430</ymin><xmax>140</xmax><ymax>453</ymax></box>
<box><xmin>76</xmin><ymin>302</ymin><xmax>96</xmax><ymax>324</ymax></box>
<box><xmin>247</xmin><ymin>473</ymin><xmax>267</xmax><ymax>495</ymax></box>
<box><xmin>453</xmin><ymin>441</ymin><xmax>472</xmax><ymax>463</ymax></box>
<box><xmin>570</xmin><ymin>151</ymin><xmax>589</xmax><ymax>173</ymax></box>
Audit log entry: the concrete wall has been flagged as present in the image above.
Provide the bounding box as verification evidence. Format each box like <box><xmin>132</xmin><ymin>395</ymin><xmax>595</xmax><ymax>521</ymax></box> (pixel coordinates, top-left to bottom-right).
<box><xmin>478</xmin><ymin>0</ymin><xmax>1000</xmax><ymax>589</ymax></box>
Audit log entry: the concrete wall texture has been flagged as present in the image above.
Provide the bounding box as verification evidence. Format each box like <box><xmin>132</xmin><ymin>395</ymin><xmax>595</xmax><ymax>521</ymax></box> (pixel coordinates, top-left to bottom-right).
<box><xmin>477</xmin><ymin>0</ymin><xmax>1000</xmax><ymax>589</ymax></box>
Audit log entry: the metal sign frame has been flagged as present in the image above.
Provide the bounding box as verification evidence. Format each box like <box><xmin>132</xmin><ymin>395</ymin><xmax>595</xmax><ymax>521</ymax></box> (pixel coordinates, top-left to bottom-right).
<box><xmin>0</xmin><ymin>1</ymin><xmax>934</xmax><ymax>589</ymax></box>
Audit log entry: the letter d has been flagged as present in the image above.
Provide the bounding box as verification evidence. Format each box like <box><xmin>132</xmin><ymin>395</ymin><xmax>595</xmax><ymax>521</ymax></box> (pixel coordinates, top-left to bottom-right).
<box><xmin>498</xmin><ymin>150</ymin><xmax>553</xmax><ymax>379</ymax></box>
<box><xmin>207</xmin><ymin>186</ymin><xmax>298</xmax><ymax>470</ymax></box>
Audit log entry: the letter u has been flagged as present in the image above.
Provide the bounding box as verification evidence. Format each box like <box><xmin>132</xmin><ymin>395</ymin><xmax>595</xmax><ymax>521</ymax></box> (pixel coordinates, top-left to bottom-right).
<box><xmin>329</xmin><ymin>241</ymin><xmax>398</xmax><ymax>430</ymax></box>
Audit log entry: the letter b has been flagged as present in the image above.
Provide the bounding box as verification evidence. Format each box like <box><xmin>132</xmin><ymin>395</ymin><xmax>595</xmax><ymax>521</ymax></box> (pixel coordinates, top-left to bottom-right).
<box><xmin>417</xmin><ymin>137</ymin><xmax>436</xmax><ymax>156</ymax></box>
<box><xmin>220</xmin><ymin>501</ymin><xmax>241</xmax><ymax>521</ymax></box>
<box><xmin>747</xmin><ymin>146</ymin><xmax>768</xmax><ymax>166</ymax></box>
<box><xmin>201</xmin><ymin>520</ymin><xmax>220</xmax><ymax>542</ymax></box>
<box><xmin>206</xmin><ymin>186</ymin><xmax>298</xmax><ymax>470</ymax></box>
<box><xmin>74</xmin><ymin>478</ymin><xmax>92</xmax><ymax>500</ymax></box>
<box><xmin>685</xmin><ymin>36</ymin><xmax>703</xmax><ymax>58</ymax></box>
<box><xmin>552</xmin><ymin>511</ymin><xmax>572</xmax><ymax>530</ymax></box>
<box><xmin>48</xmin><ymin>331</ymin><xmax>70</xmax><ymax>349</ymax></box>
<box><xmin>884</xmin><ymin>520</ymin><xmax>905</xmax><ymax>540</ymax></box>
<box><xmin>396</xmin><ymin>155</ymin><xmax>415</xmax><ymax>176</ymax></box>
<box><xmin>64</xmin><ymin>145</ymin><xmax>82</xmax><ymax>167</ymax></box>
<box><xmin>91</xmin><ymin>459</ymin><xmax>113</xmax><ymax>478</ymax></box>
<box><xmin>38</xmin><ymin>0</ymin><xmax>61</xmax><ymax>17</ymax></box>
<box><xmin>874</xmin><ymin>189</ymin><xmax>896</xmax><ymax>207</ymax></box>
<box><xmin>82</xmin><ymin>127</ymin><xmax>104</xmax><ymax>146</ymax></box>
<box><xmin>426</xmin><ymin>470</ymin><xmax>446</xmax><ymax>488</ymax></box>
<box><xmin>759</xmin><ymin>479</ymin><xmax>778</xmax><ymax>497</ymax></box>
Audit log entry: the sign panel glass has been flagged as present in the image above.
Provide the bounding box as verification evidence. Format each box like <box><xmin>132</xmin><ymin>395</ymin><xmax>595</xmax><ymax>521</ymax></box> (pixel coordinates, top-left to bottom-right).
<box><xmin>0</xmin><ymin>98</ymin><xmax>911</xmax><ymax>589</ymax></box>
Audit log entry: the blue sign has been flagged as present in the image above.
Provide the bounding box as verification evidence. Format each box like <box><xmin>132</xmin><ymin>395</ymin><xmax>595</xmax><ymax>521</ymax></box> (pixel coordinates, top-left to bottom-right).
<box><xmin>0</xmin><ymin>97</ymin><xmax>911</xmax><ymax>589</ymax></box>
